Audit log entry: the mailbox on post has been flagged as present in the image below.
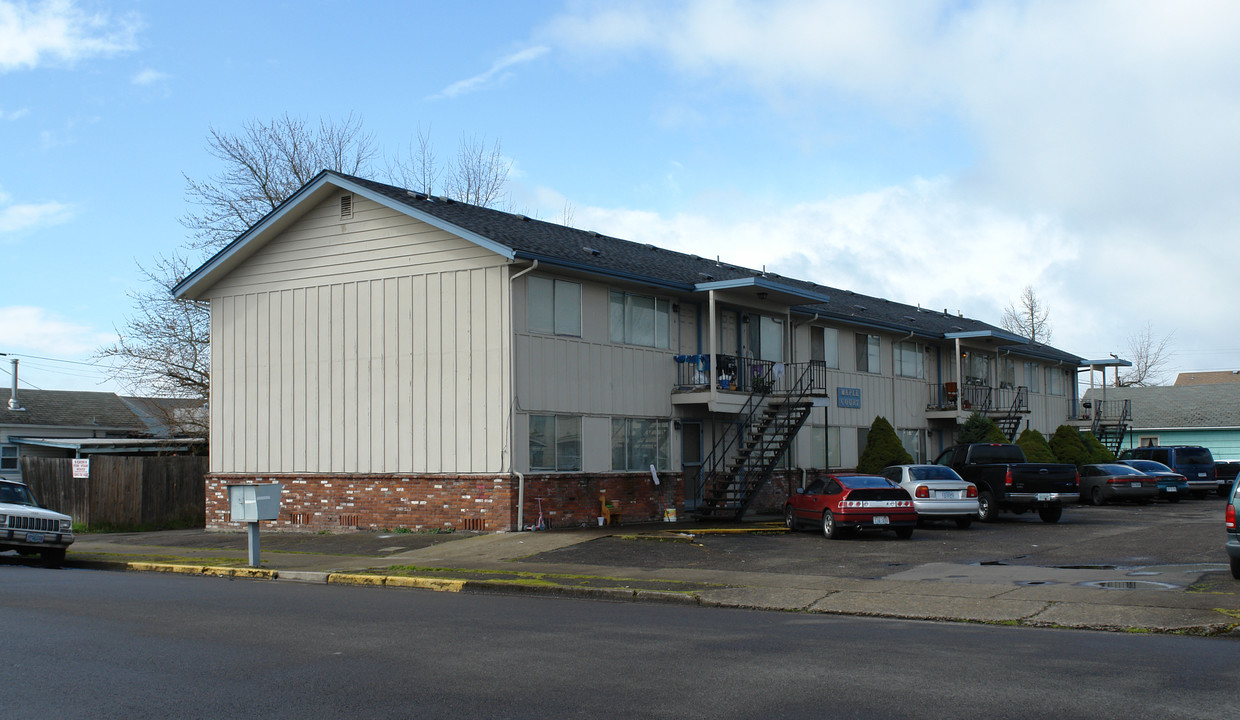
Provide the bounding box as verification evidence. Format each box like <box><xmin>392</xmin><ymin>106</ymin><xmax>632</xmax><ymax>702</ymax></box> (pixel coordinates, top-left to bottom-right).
<box><xmin>228</xmin><ymin>483</ymin><xmax>281</xmax><ymax>567</ymax></box>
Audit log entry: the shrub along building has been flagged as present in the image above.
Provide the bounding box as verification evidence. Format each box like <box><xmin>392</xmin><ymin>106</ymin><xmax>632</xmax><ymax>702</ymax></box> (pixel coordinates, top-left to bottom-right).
<box><xmin>173</xmin><ymin>171</ymin><xmax>1086</xmax><ymax>532</ymax></box>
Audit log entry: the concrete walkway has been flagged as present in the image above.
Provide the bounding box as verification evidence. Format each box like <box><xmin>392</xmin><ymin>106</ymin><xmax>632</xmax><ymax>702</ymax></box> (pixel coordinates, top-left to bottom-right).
<box><xmin>50</xmin><ymin>523</ymin><xmax>1240</xmax><ymax>637</ymax></box>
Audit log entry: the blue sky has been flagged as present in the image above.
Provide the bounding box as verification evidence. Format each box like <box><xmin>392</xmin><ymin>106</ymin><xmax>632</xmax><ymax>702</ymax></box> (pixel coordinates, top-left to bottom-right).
<box><xmin>2</xmin><ymin>0</ymin><xmax>1238</xmax><ymax>394</ymax></box>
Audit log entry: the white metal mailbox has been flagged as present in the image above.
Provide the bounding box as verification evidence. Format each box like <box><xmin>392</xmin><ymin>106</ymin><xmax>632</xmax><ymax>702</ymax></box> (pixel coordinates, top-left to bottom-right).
<box><xmin>228</xmin><ymin>483</ymin><xmax>282</xmax><ymax>522</ymax></box>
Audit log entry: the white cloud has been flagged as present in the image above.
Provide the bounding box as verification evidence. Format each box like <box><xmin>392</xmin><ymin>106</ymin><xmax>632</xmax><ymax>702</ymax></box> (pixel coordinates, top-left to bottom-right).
<box><xmin>0</xmin><ymin>187</ymin><xmax>72</xmax><ymax>234</ymax></box>
<box><xmin>432</xmin><ymin>45</ymin><xmax>549</xmax><ymax>99</ymax></box>
<box><xmin>0</xmin><ymin>305</ymin><xmax>112</xmax><ymax>356</ymax></box>
<box><xmin>0</xmin><ymin>0</ymin><xmax>140</xmax><ymax>72</ymax></box>
<box><xmin>0</xmin><ymin>106</ymin><xmax>29</xmax><ymax>120</ymax></box>
<box><xmin>131</xmin><ymin>67</ymin><xmax>167</xmax><ymax>85</ymax></box>
<box><xmin>537</xmin><ymin>1</ymin><xmax>1240</xmax><ymax>374</ymax></box>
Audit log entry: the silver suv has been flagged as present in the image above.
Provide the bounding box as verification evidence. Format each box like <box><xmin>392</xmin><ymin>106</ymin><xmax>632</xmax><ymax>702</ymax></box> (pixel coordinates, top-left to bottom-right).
<box><xmin>0</xmin><ymin>480</ymin><xmax>74</xmax><ymax>567</ymax></box>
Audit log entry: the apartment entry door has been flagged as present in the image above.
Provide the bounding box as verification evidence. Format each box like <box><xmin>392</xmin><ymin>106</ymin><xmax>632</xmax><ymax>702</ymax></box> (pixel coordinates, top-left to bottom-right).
<box><xmin>681</xmin><ymin>421</ymin><xmax>703</xmax><ymax>510</ymax></box>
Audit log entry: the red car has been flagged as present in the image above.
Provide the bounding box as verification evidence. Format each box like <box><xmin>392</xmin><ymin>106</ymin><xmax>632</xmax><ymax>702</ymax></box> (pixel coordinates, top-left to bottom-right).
<box><xmin>785</xmin><ymin>474</ymin><xmax>917</xmax><ymax>539</ymax></box>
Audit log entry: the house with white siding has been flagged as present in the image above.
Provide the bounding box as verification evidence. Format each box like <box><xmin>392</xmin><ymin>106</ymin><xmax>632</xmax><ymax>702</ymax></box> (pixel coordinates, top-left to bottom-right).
<box><xmin>173</xmin><ymin>171</ymin><xmax>1086</xmax><ymax>532</ymax></box>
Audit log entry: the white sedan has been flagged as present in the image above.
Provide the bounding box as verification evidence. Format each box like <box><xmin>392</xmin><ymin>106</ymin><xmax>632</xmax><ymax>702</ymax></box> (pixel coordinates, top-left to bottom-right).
<box><xmin>881</xmin><ymin>465</ymin><xmax>979</xmax><ymax>529</ymax></box>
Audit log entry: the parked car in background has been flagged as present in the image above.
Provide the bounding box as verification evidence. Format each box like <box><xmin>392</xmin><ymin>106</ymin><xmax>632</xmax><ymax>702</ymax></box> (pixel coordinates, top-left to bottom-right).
<box><xmin>881</xmin><ymin>464</ymin><xmax>978</xmax><ymax>529</ymax></box>
<box><xmin>1215</xmin><ymin>460</ymin><xmax>1240</xmax><ymax>497</ymax></box>
<box><xmin>785</xmin><ymin>474</ymin><xmax>916</xmax><ymax>540</ymax></box>
<box><xmin>1118</xmin><ymin>446</ymin><xmax>1216</xmax><ymax>498</ymax></box>
<box><xmin>1225</xmin><ymin>479</ymin><xmax>1240</xmax><ymax>579</ymax></box>
<box><xmin>0</xmin><ymin>479</ymin><xmax>74</xmax><ymax>567</ymax></box>
<box><xmin>1116</xmin><ymin>459</ymin><xmax>1189</xmax><ymax>502</ymax></box>
<box><xmin>1077</xmin><ymin>463</ymin><xmax>1159</xmax><ymax>506</ymax></box>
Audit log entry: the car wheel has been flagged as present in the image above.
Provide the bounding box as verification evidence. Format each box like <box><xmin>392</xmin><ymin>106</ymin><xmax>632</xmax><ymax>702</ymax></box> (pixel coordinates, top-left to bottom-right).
<box><xmin>1231</xmin><ymin>556</ymin><xmax>1240</xmax><ymax>581</ymax></box>
<box><xmin>784</xmin><ymin>505</ymin><xmax>798</xmax><ymax>531</ymax></box>
<box><xmin>1090</xmin><ymin>486</ymin><xmax>1105</xmax><ymax>506</ymax></box>
<box><xmin>895</xmin><ymin>526</ymin><xmax>914</xmax><ymax>540</ymax></box>
<box><xmin>1038</xmin><ymin>506</ymin><xmax>1063</xmax><ymax>524</ymax></box>
<box><xmin>821</xmin><ymin>510</ymin><xmax>838</xmax><ymax>539</ymax></box>
<box><xmin>40</xmin><ymin>548</ymin><xmax>65</xmax><ymax>568</ymax></box>
<box><xmin>955</xmin><ymin>516</ymin><xmax>972</xmax><ymax>530</ymax></box>
<box><xmin>977</xmin><ymin>491</ymin><xmax>997</xmax><ymax>522</ymax></box>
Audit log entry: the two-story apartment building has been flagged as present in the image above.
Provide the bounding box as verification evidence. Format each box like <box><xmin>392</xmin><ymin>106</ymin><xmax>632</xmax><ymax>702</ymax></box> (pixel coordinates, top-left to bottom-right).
<box><xmin>173</xmin><ymin>171</ymin><xmax>1084</xmax><ymax>532</ymax></box>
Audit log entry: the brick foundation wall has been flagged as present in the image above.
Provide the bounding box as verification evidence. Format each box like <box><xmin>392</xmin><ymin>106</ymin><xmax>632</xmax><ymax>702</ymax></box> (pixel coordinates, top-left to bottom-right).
<box><xmin>205</xmin><ymin>471</ymin><xmax>684</xmax><ymax>533</ymax></box>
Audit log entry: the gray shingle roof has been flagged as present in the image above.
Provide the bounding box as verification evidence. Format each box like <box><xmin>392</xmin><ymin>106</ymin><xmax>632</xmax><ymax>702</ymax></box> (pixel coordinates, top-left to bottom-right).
<box><xmin>1083</xmin><ymin>384</ymin><xmax>1240</xmax><ymax>429</ymax></box>
<box><xmin>1</xmin><ymin>390</ymin><xmax>148</xmax><ymax>432</ymax></box>
<box><xmin>339</xmin><ymin>174</ymin><xmax>1082</xmax><ymax>365</ymax></box>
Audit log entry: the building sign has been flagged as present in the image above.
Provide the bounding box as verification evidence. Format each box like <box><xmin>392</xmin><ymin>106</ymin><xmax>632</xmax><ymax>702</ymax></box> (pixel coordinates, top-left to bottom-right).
<box><xmin>837</xmin><ymin>387</ymin><xmax>862</xmax><ymax>408</ymax></box>
<box><xmin>71</xmin><ymin>458</ymin><xmax>90</xmax><ymax>479</ymax></box>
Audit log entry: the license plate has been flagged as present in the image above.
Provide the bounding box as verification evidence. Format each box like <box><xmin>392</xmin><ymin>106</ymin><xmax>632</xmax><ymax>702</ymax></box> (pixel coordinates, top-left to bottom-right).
<box><xmin>1198</xmin><ymin>472</ymin><xmax>1207</xmax><ymax>477</ymax></box>
<box><xmin>25</xmin><ymin>533</ymin><xmax>43</xmax><ymax>544</ymax></box>
<box><xmin>1167</xmin><ymin>486</ymin><xmax>1178</xmax><ymax>493</ymax></box>
<box><xmin>1131</xmin><ymin>482</ymin><xmax>1142</xmax><ymax>488</ymax></box>
<box><xmin>937</xmin><ymin>490</ymin><xmax>960</xmax><ymax>499</ymax></box>
<box><xmin>1036</xmin><ymin>493</ymin><xmax>1053</xmax><ymax>501</ymax></box>
<box><xmin>872</xmin><ymin>516</ymin><xmax>890</xmax><ymax>525</ymax></box>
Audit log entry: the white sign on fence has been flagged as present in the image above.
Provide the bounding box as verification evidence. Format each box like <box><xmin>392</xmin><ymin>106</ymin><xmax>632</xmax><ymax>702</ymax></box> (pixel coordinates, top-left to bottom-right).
<box><xmin>71</xmin><ymin>459</ymin><xmax>90</xmax><ymax>479</ymax></box>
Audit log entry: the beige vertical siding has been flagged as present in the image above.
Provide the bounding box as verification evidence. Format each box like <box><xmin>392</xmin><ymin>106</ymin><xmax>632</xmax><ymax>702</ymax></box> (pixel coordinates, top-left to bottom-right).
<box><xmin>208</xmin><ymin>194</ymin><xmax>511</xmax><ymax>474</ymax></box>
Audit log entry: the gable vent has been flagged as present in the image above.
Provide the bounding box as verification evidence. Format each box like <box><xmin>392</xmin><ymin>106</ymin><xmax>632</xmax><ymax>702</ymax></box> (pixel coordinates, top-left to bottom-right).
<box><xmin>340</xmin><ymin>194</ymin><xmax>354</xmax><ymax>220</ymax></box>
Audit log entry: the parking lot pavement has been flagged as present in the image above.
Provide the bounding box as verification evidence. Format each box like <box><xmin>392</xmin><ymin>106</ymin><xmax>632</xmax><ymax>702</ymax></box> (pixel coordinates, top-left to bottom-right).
<box><xmin>36</xmin><ymin>496</ymin><xmax>1240</xmax><ymax>635</ymax></box>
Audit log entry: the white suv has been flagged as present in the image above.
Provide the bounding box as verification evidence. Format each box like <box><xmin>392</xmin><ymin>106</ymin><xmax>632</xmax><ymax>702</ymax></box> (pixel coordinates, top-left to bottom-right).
<box><xmin>0</xmin><ymin>479</ymin><xmax>74</xmax><ymax>567</ymax></box>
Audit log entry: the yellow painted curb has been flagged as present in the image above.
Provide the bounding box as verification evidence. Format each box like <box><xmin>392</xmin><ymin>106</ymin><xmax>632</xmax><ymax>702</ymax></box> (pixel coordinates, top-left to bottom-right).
<box><xmin>384</xmin><ymin>576</ymin><xmax>466</xmax><ymax>592</ymax></box>
<box><xmin>127</xmin><ymin>562</ymin><xmax>207</xmax><ymax>575</ymax></box>
<box><xmin>327</xmin><ymin>573</ymin><xmax>389</xmax><ymax>587</ymax></box>
<box><xmin>124</xmin><ymin>562</ymin><xmax>276</xmax><ymax>580</ymax></box>
<box><xmin>203</xmin><ymin>566</ymin><xmax>277</xmax><ymax>580</ymax></box>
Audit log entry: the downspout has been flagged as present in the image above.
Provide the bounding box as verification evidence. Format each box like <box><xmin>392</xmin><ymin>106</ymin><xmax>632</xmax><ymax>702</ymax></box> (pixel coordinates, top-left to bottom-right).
<box><xmin>708</xmin><ymin>290</ymin><xmax>718</xmax><ymax>405</ymax></box>
<box><xmin>508</xmin><ymin>259</ymin><xmax>538</xmax><ymax>531</ymax></box>
<box><xmin>954</xmin><ymin>337</ymin><xmax>963</xmax><ymax>414</ymax></box>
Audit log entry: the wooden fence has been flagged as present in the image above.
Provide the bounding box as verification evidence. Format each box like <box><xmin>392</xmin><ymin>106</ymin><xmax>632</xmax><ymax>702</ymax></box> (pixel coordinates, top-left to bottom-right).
<box><xmin>20</xmin><ymin>456</ymin><xmax>207</xmax><ymax>530</ymax></box>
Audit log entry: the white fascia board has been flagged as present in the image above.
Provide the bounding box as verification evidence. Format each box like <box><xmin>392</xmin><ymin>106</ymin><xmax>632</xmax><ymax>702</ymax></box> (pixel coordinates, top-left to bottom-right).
<box><xmin>172</xmin><ymin>172</ymin><xmax>516</xmax><ymax>300</ymax></box>
<box><xmin>694</xmin><ymin>276</ymin><xmax>831</xmax><ymax>304</ymax></box>
<box><xmin>945</xmin><ymin>329</ymin><xmax>1028</xmax><ymax>344</ymax></box>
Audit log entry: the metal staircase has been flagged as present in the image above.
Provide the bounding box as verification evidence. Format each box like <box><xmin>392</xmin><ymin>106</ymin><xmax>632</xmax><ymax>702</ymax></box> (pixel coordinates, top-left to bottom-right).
<box><xmin>695</xmin><ymin>364</ymin><xmax>816</xmax><ymax>521</ymax></box>
<box><xmin>1093</xmin><ymin>398</ymin><xmax>1131</xmax><ymax>455</ymax></box>
<box><xmin>995</xmin><ymin>387</ymin><xmax>1027</xmax><ymax>441</ymax></box>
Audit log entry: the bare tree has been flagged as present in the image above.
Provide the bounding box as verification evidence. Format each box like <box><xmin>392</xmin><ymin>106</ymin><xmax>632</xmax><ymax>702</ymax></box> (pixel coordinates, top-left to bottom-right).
<box><xmin>1000</xmin><ymin>285</ymin><xmax>1052</xmax><ymax>343</ymax></box>
<box><xmin>99</xmin><ymin>115</ymin><xmax>512</xmax><ymax>417</ymax></box>
<box><xmin>1118</xmin><ymin>322</ymin><xmax>1175</xmax><ymax>387</ymax></box>
<box><xmin>181</xmin><ymin>113</ymin><xmax>378</xmax><ymax>251</ymax></box>
<box><xmin>444</xmin><ymin>134</ymin><xmax>510</xmax><ymax>208</ymax></box>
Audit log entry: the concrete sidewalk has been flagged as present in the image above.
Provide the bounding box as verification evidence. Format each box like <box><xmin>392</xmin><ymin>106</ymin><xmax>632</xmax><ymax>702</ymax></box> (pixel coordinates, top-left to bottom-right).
<box><xmin>50</xmin><ymin>523</ymin><xmax>1240</xmax><ymax>637</ymax></box>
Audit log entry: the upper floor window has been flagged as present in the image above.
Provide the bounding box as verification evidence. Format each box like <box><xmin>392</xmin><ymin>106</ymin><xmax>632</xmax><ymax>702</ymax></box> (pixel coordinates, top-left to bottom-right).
<box><xmin>528</xmin><ymin>276</ymin><xmax>581</xmax><ymax>337</ymax></box>
<box><xmin>855</xmin><ymin>333</ymin><xmax>880</xmax><ymax>374</ymax></box>
<box><xmin>1024</xmin><ymin>361</ymin><xmax>1041</xmax><ymax>392</ymax></box>
<box><xmin>894</xmin><ymin>341</ymin><xmax>923</xmax><ymax>379</ymax></box>
<box><xmin>999</xmin><ymin>357</ymin><xmax>1016</xmax><ymax>389</ymax></box>
<box><xmin>0</xmin><ymin>445</ymin><xmax>16</xmax><ymax>471</ymax></box>
<box><xmin>609</xmin><ymin>291</ymin><xmax>670</xmax><ymax>348</ymax></box>
<box><xmin>748</xmin><ymin>315</ymin><xmax>784</xmax><ymax>362</ymax></box>
<box><xmin>1046</xmin><ymin>367</ymin><xmax>1065</xmax><ymax>396</ymax></box>
<box><xmin>811</xmin><ymin>326</ymin><xmax>839</xmax><ymax>369</ymax></box>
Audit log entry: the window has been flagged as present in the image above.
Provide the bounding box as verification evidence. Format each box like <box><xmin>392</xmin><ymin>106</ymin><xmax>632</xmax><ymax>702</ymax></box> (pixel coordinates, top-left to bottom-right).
<box><xmin>1024</xmin><ymin>362</ymin><xmax>1040</xmax><ymax>392</ymax></box>
<box><xmin>609</xmin><ymin>291</ymin><xmax>670</xmax><ymax>348</ymax></box>
<box><xmin>810</xmin><ymin>327</ymin><xmax>839</xmax><ymax>369</ymax></box>
<box><xmin>857</xmin><ymin>427</ymin><xmax>870</xmax><ymax>458</ymax></box>
<box><xmin>810</xmin><ymin>425</ymin><xmax>841</xmax><ymax>468</ymax></box>
<box><xmin>1046</xmin><ymin>367</ymin><xmax>1064</xmax><ymax>396</ymax></box>
<box><xmin>963</xmin><ymin>352</ymin><xmax>991</xmax><ymax>386</ymax></box>
<box><xmin>855</xmin><ymin>333</ymin><xmax>880</xmax><ymax>374</ymax></box>
<box><xmin>0</xmin><ymin>445</ymin><xmax>16</xmax><ymax>471</ymax></box>
<box><xmin>894</xmin><ymin>341</ymin><xmax>923</xmax><ymax>379</ymax></box>
<box><xmin>1139</xmin><ymin>436</ymin><xmax>1159</xmax><ymax>447</ymax></box>
<box><xmin>898</xmin><ymin>429</ymin><xmax>925</xmax><ymax>463</ymax></box>
<box><xmin>999</xmin><ymin>357</ymin><xmax>1016</xmax><ymax>389</ymax></box>
<box><xmin>611</xmin><ymin>418</ymin><xmax>671</xmax><ymax>471</ymax></box>
<box><xmin>748</xmin><ymin>316</ymin><xmax>783</xmax><ymax>362</ymax></box>
<box><xmin>528</xmin><ymin>277</ymin><xmax>581</xmax><ymax>336</ymax></box>
<box><xmin>529</xmin><ymin>415</ymin><xmax>581</xmax><ymax>471</ymax></box>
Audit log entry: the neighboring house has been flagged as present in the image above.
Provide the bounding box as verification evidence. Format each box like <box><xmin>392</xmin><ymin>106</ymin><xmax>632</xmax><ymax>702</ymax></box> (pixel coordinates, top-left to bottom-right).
<box><xmin>1</xmin><ymin>388</ymin><xmax>205</xmax><ymax>484</ymax></box>
<box><xmin>1082</xmin><ymin>384</ymin><xmax>1240</xmax><ymax>460</ymax></box>
<box><xmin>173</xmin><ymin>171</ymin><xmax>1086</xmax><ymax>532</ymax></box>
<box><xmin>1174</xmin><ymin>370</ymin><xmax>1240</xmax><ymax>386</ymax></box>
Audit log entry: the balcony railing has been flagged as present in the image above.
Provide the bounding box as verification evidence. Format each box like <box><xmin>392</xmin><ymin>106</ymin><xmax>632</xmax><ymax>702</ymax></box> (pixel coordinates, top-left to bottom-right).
<box><xmin>1078</xmin><ymin>398</ymin><xmax>1131</xmax><ymax>423</ymax></box>
<box><xmin>928</xmin><ymin>383</ymin><xmax>1029</xmax><ymax>413</ymax></box>
<box><xmin>673</xmin><ymin>355</ymin><xmax>828</xmax><ymax>396</ymax></box>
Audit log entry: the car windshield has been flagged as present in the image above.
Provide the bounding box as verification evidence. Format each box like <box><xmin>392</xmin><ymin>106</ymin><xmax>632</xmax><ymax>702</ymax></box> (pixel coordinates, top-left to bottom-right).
<box><xmin>0</xmin><ymin>481</ymin><xmax>38</xmax><ymax>507</ymax></box>
<box><xmin>1126</xmin><ymin>460</ymin><xmax>1172</xmax><ymax>473</ymax></box>
<box><xmin>839</xmin><ymin>475</ymin><xmax>894</xmax><ymax>489</ymax></box>
<box><xmin>909</xmin><ymin>466</ymin><xmax>965</xmax><ymax>482</ymax></box>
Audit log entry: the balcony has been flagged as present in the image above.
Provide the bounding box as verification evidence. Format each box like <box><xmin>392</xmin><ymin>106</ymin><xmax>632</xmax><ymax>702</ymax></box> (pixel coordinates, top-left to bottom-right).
<box><xmin>672</xmin><ymin>355</ymin><xmax>829</xmax><ymax>408</ymax></box>
<box><xmin>928</xmin><ymin>383</ymin><xmax>1029</xmax><ymax>415</ymax></box>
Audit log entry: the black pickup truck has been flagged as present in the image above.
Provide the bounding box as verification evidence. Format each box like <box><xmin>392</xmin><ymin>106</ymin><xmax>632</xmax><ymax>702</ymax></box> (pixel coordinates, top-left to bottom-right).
<box><xmin>933</xmin><ymin>443</ymin><xmax>1079</xmax><ymax>523</ymax></box>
